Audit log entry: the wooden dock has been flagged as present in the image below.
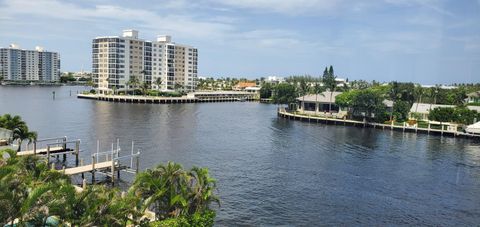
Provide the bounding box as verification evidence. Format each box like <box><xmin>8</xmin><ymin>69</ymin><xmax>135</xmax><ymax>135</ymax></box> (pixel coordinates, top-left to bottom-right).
<box><xmin>64</xmin><ymin>161</ymin><xmax>116</xmax><ymax>175</ymax></box>
<box><xmin>61</xmin><ymin>141</ymin><xmax>141</xmax><ymax>184</ymax></box>
<box><xmin>16</xmin><ymin>146</ymin><xmax>69</xmax><ymax>156</ymax></box>
<box><xmin>278</xmin><ymin>108</ymin><xmax>480</xmax><ymax>139</ymax></box>
<box><xmin>16</xmin><ymin>137</ymin><xmax>81</xmax><ymax>165</ymax></box>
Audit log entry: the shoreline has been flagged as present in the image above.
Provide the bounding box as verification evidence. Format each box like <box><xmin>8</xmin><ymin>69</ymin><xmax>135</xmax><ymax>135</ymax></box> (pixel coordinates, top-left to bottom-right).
<box><xmin>77</xmin><ymin>93</ymin><xmax>258</xmax><ymax>104</ymax></box>
<box><xmin>277</xmin><ymin>108</ymin><xmax>480</xmax><ymax>140</ymax></box>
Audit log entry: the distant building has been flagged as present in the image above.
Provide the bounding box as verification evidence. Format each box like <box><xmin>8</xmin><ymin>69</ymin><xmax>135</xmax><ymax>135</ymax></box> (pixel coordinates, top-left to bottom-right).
<box><xmin>466</xmin><ymin>91</ymin><xmax>480</xmax><ymax>103</ymax></box>
<box><xmin>233</xmin><ymin>82</ymin><xmax>257</xmax><ymax>91</ymax></box>
<box><xmin>92</xmin><ymin>29</ymin><xmax>198</xmax><ymax>94</ymax></box>
<box><xmin>266</xmin><ymin>76</ymin><xmax>285</xmax><ymax>83</ymax></box>
<box><xmin>421</xmin><ymin>85</ymin><xmax>457</xmax><ymax>90</ymax></box>
<box><xmin>409</xmin><ymin>103</ymin><xmax>480</xmax><ymax>120</ymax></box>
<box><xmin>0</xmin><ymin>44</ymin><xmax>60</xmax><ymax>81</ymax></box>
<box><xmin>62</xmin><ymin>71</ymin><xmax>92</xmax><ymax>80</ymax></box>
<box><xmin>296</xmin><ymin>91</ymin><xmax>347</xmax><ymax>118</ymax></box>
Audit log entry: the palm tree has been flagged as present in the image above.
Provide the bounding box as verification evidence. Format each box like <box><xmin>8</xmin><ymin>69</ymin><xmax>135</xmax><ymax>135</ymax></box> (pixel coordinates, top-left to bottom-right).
<box><xmin>413</xmin><ymin>85</ymin><xmax>424</xmax><ymax>114</ymax></box>
<box><xmin>154</xmin><ymin>77</ymin><xmax>163</xmax><ymax>91</ymax></box>
<box><xmin>0</xmin><ymin>114</ymin><xmax>26</xmax><ymax>131</ymax></box>
<box><xmin>174</xmin><ymin>83</ymin><xmax>184</xmax><ymax>93</ymax></box>
<box><xmin>141</xmin><ymin>82</ymin><xmax>150</xmax><ymax>96</ymax></box>
<box><xmin>131</xmin><ymin>161</ymin><xmax>189</xmax><ymax>220</ymax></box>
<box><xmin>388</xmin><ymin>81</ymin><xmax>401</xmax><ymax>121</ymax></box>
<box><xmin>428</xmin><ymin>85</ymin><xmax>440</xmax><ymax>111</ymax></box>
<box><xmin>187</xmin><ymin>167</ymin><xmax>219</xmax><ymax>214</ymax></box>
<box><xmin>13</xmin><ymin>125</ymin><xmax>37</xmax><ymax>152</ymax></box>
<box><xmin>323</xmin><ymin>66</ymin><xmax>337</xmax><ymax>113</ymax></box>
<box><xmin>452</xmin><ymin>87</ymin><xmax>467</xmax><ymax>106</ymax></box>
<box><xmin>129</xmin><ymin>76</ymin><xmax>140</xmax><ymax>96</ymax></box>
<box><xmin>313</xmin><ymin>81</ymin><xmax>325</xmax><ymax>114</ymax></box>
<box><xmin>125</xmin><ymin>81</ymin><xmax>131</xmax><ymax>95</ymax></box>
<box><xmin>298</xmin><ymin>79</ymin><xmax>309</xmax><ymax>112</ymax></box>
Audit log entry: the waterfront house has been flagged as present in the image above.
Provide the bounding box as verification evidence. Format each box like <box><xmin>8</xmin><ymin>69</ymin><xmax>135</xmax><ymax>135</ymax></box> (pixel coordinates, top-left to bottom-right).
<box><xmin>0</xmin><ymin>128</ymin><xmax>13</xmax><ymax>148</ymax></box>
<box><xmin>410</xmin><ymin>103</ymin><xmax>480</xmax><ymax>120</ymax></box>
<box><xmin>466</xmin><ymin>91</ymin><xmax>480</xmax><ymax>103</ymax></box>
<box><xmin>409</xmin><ymin>103</ymin><xmax>455</xmax><ymax>120</ymax></box>
<box><xmin>296</xmin><ymin>91</ymin><xmax>347</xmax><ymax>118</ymax></box>
<box><xmin>233</xmin><ymin>82</ymin><xmax>257</xmax><ymax>91</ymax></box>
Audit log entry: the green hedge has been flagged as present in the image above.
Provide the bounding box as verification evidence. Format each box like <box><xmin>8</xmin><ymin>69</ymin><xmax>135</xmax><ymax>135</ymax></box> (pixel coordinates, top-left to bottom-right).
<box><xmin>150</xmin><ymin>210</ymin><xmax>216</xmax><ymax>227</ymax></box>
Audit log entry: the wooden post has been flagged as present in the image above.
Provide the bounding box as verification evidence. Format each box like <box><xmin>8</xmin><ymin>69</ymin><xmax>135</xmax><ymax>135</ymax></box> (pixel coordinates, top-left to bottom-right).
<box><xmin>111</xmin><ymin>159</ymin><xmax>115</xmax><ymax>184</ymax></box>
<box><xmin>63</xmin><ymin>136</ymin><xmax>67</xmax><ymax>150</ymax></box>
<box><xmin>80</xmin><ymin>158</ymin><xmax>84</xmax><ymax>179</ymax></box>
<box><xmin>82</xmin><ymin>178</ymin><xmax>87</xmax><ymax>190</ymax></box>
<box><xmin>91</xmin><ymin>155</ymin><xmax>96</xmax><ymax>183</ymax></box>
<box><xmin>46</xmin><ymin>145</ymin><xmax>50</xmax><ymax>163</ymax></box>
<box><xmin>75</xmin><ymin>140</ymin><xmax>80</xmax><ymax>166</ymax></box>
<box><xmin>135</xmin><ymin>155</ymin><xmax>139</xmax><ymax>173</ymax></box>
<box><xmin>33</xmin><ymin>141</ymin><xmax>37</xmax><ymax>155</ymax></box>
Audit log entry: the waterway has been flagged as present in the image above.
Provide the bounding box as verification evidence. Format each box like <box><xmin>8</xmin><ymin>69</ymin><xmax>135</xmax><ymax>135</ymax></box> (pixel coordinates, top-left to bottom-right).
<box><xmin>1</xmin><ymin>86</ymin><xmax>480</xmax><ymax>226</ymax></box>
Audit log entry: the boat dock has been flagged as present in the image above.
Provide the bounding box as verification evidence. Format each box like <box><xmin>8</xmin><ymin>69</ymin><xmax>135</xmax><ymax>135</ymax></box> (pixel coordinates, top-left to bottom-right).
<box><xmin>61</xmin><ymin>143</ymin><xmax>140</xmax><ymax>184</ymax></box>
<box><xmin>278</xmin><ymin>108</ymin><xmax>480</xmax><ymax>139</ymax></box>
<box><xmin>18</xmin><ymin>136</ymin><xmax>141</xmax><ymax>184</ymax></box>
<box><xmin>17</xmin><ymin>136</ymin><xmax>81</xmax><ymax>164</ymax></box>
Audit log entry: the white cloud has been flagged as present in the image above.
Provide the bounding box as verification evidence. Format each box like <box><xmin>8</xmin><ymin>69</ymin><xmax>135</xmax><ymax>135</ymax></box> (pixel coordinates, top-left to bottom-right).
<box><xmin>0</xmin><ymin>0</ymin><xmax>235</xmax><ymax>40</ymax></box>
<box><xmin>384</xmin><ymin>0</ymin><xmax>453</xmax><ymax>16</ymax></box>
<box><xmin>353</xmin><ymin>29</ymin><xmax>443</xmax><ymax>54</ymax></box>
<box><xmin>211</xmin><ymin>0</ymin><xmax>343</xmax><ymax>15</ymax></box>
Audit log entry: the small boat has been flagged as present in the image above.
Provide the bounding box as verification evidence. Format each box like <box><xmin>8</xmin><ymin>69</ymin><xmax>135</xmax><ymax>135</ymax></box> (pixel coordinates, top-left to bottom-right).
<box><xmin>465</xmin><ymin>121</ymin><xmax>480</xmax><ymax>134</ymax></box>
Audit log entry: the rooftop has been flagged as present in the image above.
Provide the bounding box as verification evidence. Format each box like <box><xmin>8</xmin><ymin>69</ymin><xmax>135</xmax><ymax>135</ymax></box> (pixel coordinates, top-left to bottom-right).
<box><xmin>410</xmin><ymin>103</ymin><xmax>455</xmax><ymax>114</ymax></box>
<box><xmin>296</xmin><ymin>91</ymin><xmax>343</xmax><ymax>103</ymax></box>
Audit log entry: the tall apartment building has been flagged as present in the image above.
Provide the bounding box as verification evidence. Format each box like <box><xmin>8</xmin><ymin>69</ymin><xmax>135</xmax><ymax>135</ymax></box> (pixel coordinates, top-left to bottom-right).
<box><xmin>92</xmin><ymin>29</ymin><xmax>198</xmax><ymax>94</ymax></box>
<box><xmin>0</xmin><ymin>44</ymin><xmax>60</xmax><ymax>81</ymax></box>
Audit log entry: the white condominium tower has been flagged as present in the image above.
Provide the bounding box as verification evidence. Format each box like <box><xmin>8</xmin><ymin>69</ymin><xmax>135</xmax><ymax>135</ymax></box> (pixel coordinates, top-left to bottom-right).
<box><xmin>0</xmin><ymin>44</ymin><xmax>60</xmax><ymax>81</ymax></box>
<box><xmin>92</xmin><ymin>29</ymin><xmax>198</xmax><ymax>94</ymax></box>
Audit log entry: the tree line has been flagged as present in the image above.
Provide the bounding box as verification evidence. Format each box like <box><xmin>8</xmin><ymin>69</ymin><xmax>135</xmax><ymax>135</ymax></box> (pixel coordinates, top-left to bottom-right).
<box><xmin>259</xmin><ymin>66</ymin><xmax>479</xmax><ymax>124</ymax></box>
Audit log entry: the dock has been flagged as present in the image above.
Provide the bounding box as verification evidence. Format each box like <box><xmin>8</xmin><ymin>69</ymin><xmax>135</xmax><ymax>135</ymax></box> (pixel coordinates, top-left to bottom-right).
<box><xmin>278</xmin><ymin>108</ymin><xmax>480</xmax><ymax>139</ymax></box>
<box><xmin>17</xmin><ymin>136</ymin><xmax>81</xmax><ymax>164</ymax></box>
<box><xmin>77</xmin><ymin>91</ymin><xmax>257</xmax><ymax>104</ymax></box>
<box><xmin>60</xmin><ymin>140</ymin><xmax>140</xmax><ymax>184</ymax></box>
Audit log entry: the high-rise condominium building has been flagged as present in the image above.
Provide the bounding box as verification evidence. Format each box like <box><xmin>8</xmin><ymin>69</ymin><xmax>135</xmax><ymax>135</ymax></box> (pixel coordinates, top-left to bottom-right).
<box><xmin>92</xmin><ymin>29</ymin><xmax>198</xmax><ymax>94</ymax></box>
<box><xmin>0</xmin><ymin>44</ymin><xmax>60</xmax><ymax>81</ymax></box>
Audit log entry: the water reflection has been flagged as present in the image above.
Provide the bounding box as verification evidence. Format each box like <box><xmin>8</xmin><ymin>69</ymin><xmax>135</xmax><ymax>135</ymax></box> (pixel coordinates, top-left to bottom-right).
<box><xmin>1</xmin><ymin>86</ymin><xmax>480</xmax><ymax>225</ymax></box>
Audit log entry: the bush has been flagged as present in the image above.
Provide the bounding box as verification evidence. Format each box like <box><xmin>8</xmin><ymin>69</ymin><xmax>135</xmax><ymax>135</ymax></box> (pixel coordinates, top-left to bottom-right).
<box><xmin>148</xmin><ymin>90</ymin><xmax>160</xmax><ymax>96</ymax></box>
<box><xmin>429</xmin><ymin>107</ymin><xmax>480</xmax><ymax>124</ymax></box>
<box><xmin>89</xmin><ymin>89</ymin><xmax>96</xmax><ymax>94</ymax></box>
<box><xmin>392</xmin><ymin>100</ymin><xmax>410</xmax><ymax>122</ymax></box>
<box><xmin>150</xmin><ymin>210</ymin><xmax>216</xmax><ymax>227</ymax></box>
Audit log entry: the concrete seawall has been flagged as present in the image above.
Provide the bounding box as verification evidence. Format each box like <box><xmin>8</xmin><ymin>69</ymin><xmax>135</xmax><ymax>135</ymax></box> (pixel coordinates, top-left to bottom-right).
<box><xmin>77</xmin><ymin>93</ymin><xmax>256</xmax><ymax>104</ymax></box>
<box><xmin>278</xmin><ymin>108</ymin><xmax>480</xmax><ymax>140</ymax></box>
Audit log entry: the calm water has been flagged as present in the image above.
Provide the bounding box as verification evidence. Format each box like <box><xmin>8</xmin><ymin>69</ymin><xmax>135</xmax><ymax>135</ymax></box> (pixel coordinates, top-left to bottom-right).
<box><xmin>1</xmin><ymin>86</ymin><xmax>480</xmax><ymax>226</ymax></box>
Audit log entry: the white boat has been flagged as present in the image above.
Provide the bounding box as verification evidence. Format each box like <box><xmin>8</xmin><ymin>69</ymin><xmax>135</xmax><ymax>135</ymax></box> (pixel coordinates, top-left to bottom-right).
<box><xmin>466</xmin><ymin>121</ymin><xmax>480</xmax><ymax>134</ymax></box>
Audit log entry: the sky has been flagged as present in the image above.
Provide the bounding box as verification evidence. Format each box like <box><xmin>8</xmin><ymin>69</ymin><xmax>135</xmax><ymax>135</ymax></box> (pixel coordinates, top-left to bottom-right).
<box><xmin>0</xmin><ymin>0</ymin><xmax>479</xmax><ymax>84</ymax></box>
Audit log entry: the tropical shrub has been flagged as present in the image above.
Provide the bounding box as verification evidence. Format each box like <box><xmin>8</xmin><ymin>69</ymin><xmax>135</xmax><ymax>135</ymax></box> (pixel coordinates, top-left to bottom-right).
<box><xmin>272</xmin><ymin>83</ymin><xmax>297</xmax><ymax>105</ymax></box>
<box><xmin>0</xmin><ymin>149</ymin><xmax>218</xmax><ymax>226</ymax></box>
<box><xmin>429</xmin><ymin>107</ymin><xmax>480</xmax><ymax>124</ymax></box>
<box><xmin>150</xmin><ymin>210</ymin><xmax>216</xmax><ymax>227</ymax></box>
<box><xmin>392</xmin><ymin>100</ymin><xmax>411</xmax><ymax>122</ymax></box>
<box><xmin>0</xmin><ymin>114</ymin><xmax>37</xmax><ymax>151</ymax></box>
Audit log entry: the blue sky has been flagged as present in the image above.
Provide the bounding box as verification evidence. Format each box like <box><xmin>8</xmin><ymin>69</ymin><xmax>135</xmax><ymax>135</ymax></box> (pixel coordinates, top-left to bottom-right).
<box><xmin>0</xmin><ymin>0</ymin><xmax>479</xmax><ymax>84</ymax></box>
